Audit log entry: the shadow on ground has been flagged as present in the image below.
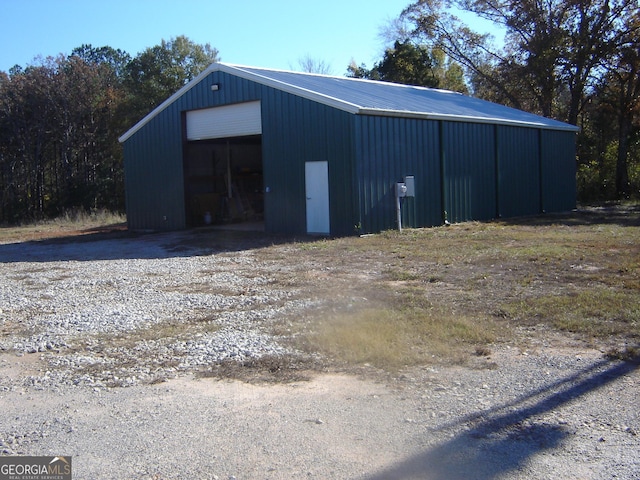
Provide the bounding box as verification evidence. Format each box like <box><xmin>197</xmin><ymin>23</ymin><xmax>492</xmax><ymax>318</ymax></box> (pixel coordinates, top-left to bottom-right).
<box><xmin>363</xmin><ymin>355</ymin><xmax>639</xmax><ymax>480</ymax></box>
<box><xmin>503</xmin><ymin>204</ymin><xmax>640</xmax><ymax>228</ymax></box>
<box><xmin>2</xmin><ymin>204</ymin><xmax>637</xmax><ymax>263</ymax></box>
<box><xmin>0</xmin><ymin>226</ymin><xmax>304</xmax><ymax>263</ymax></box>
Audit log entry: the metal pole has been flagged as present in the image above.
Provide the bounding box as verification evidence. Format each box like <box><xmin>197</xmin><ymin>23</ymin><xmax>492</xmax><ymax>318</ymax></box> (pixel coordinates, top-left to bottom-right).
<box><xmin>226</xmin><ymin>141</ymin><xmax>232</xmax><ymax>199</ymax></box>
<box><xmin>396</xmin><ymin>184</ymin><xmax>403</xmax><ymax>232</ymax></box>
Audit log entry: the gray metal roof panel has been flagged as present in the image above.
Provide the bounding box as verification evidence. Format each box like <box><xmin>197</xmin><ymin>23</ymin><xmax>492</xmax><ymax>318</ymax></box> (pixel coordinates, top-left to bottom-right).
<box><xmin>119</xmin><ymin>62</ymin><xmax>578</xmax><ymax>142</ymax></box>
<box><xmin>232</xmin><ymin>64</ymin><xmax>578</xmax><ymax>131</ymax></box>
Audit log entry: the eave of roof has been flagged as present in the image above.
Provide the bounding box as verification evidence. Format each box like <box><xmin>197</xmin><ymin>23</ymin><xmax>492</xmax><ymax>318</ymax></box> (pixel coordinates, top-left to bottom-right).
<box><xmin>119</xmin><ymin>62</ymin><xmax>578</xmax><ymax>143</ymax></box>
<box><xmin>357</xmin><ymin>107</ymin><xmax>576</xmax><ymax>130</ymax></box>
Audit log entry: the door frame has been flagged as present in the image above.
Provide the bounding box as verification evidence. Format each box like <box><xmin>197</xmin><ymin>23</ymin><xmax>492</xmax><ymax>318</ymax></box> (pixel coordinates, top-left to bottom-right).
<box><xmin>305</xmin><ymin>161</ymin><xmax>330</xmax><ymax>235</ymax></box>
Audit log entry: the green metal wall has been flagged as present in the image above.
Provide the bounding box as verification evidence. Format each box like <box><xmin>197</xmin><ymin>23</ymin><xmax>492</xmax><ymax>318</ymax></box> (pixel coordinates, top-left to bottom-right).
<box><xmin>352</xmin><ymin>117</ymin><xmax>576</xmax><ymax>232</ymax></box>
<box><xmin>497</xmin><ymin>126</ymin><xmax>541</xmax><ymax>217</ymax></box>
<box><xmin>441</xmin><ymin>122</ymin><xmax>497</xmax><ymax>223</ymax></box>
<box><xmin>123</xmin><ymin>72</ymin><xmax>265</xmax><ymax>231</ymax></box>
<box><xmin>541</xmin><ymin>130</ymin><xmax>577</xmax><ymax>213</ymax></box>
<box><xmin>122</xmin><ymin>110</ymin><xmax>188</xmax><ymax>230</ymax></box>
<box><xmin>260</xmin><ymin>86</ymin><xmax>356</xmax><ymax>235</ymax></box>
<box><xmin>354</xmin><ymin>115</ymin><xmax>442</xmax><ymax>233</ymax></box>
<box><xmin>122</xmin><ymin>70</ymin><xmax>577</xmax><ymax>235</ymax></box>
<box><xmin>122</xmin><ymin>71</ymin><xmax>356</xmax><ymax>234</ymax></box>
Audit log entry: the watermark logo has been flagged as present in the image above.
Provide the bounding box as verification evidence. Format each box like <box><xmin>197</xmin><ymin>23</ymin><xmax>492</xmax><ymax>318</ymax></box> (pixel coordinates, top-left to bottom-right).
<box><xmin>0</xmin><ymin>456</ymin><xmax>72</xmax><ymax>480</ymax></box>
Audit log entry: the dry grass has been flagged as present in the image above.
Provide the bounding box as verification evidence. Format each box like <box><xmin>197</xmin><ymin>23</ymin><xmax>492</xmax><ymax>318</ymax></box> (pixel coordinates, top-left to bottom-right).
<box><xmin>197</xmin><ymin>355</ymin><xmax>317</xmax><ymax>383</ymax></box>
<box><xmin>305</xmin><ymin>305</ymin><xmax>496</xmax><ymax>370</ymax></box>
<box><xmin>262</xmin><ymin>204</ymin><xmax>640</xmax><ymax>371</ymax></box>
<box><xmin>0</xmin><ymin>209</ymin><xmax>126</xmax><ymax>244</ymax></box>
<box><xmin>62</xmin><ymin>316</ymin><xmax>221</xmax><ymax>386</ymax></box>
<box><xmin>5</xmin><ymin>203</ymin><xmax>639</xmax><ymax>377</ymax></box>
<box><xmin>500</xmin><ymin>289</ymin><xmax>640</xmax><ymax>337</ymax></box>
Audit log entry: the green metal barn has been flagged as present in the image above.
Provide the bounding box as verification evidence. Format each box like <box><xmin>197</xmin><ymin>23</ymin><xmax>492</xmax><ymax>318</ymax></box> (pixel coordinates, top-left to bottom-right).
<box><xmin>118</xmin><ymin>63</ymin><xmax>579</xmax><ymax>235</ymax></box>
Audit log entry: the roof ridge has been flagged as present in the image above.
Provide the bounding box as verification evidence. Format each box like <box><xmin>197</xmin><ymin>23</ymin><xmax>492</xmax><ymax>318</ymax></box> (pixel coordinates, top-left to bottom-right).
<box><xmin>220</xmin><ymin>62</ymin><xmax>462</xmax><ymax>95</ymax></box>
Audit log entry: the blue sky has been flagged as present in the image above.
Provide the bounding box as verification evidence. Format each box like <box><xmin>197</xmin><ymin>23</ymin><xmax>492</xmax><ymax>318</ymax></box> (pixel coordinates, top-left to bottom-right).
<box><xmin>1</xmin><ymin>0</ymin><xmax>417</xmax><ymax>75</ymax></box>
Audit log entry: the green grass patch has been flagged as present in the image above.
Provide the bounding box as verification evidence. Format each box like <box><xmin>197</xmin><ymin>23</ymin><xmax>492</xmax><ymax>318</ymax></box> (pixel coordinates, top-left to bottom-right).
<box><xmin>84</xmin><ymin>315</ymin><xmax>220</xmax><ymax>352</ymax></box>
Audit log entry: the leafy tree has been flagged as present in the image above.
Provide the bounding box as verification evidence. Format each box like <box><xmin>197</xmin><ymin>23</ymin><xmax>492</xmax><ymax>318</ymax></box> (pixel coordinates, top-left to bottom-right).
<box><xmin>0</xmin><ymin>36</ymin><xmax>222</xmax><ymax>223</ymax></box>
<box><xmin>610</xmin><ymin>11</ymin><xmax>640</xmax><ymax>197</ymax></box>
<box><xmin>431</xmin><ymin>47</ymin><xmax>468</xmax><ymax>94</ymax></box>
<box><xmin>0</xmin><ymin>54</ymin><xmax>128</xmax><ymax>220</ymax></box>
<box><xmin>401</xmin><ymin>0</ymin><xmax>637</xmax><ymax>123</ymax></box>
<box><xmin>376</xmin><ymin>40</ymin><xmax>439</xmax><ymax>87</ymax></box>
<box><xmin>57</xmin><ymin>55</ymin><xmax>127</xmax><ymax>211</ymax></box>
<box><xmin>567</xmin><ymin>6</ymin><xmax>639</xmax><ymax>199</ymax></box>
<box><xmin>0</xmin><ymin>60</ymin><xmax>60</xmax><ymax>219</ymax></box>
<box><xmin>124</xmin><ymin>35</ymin><xmax>219</xmax><ymax>122</ymax></box>
<box><xmin>71</xmin><ymin>44</ymin><xmax>131</xmax><ymax>79</ymax></box>
<box><xmin>347</xmin><ymin>40</ymin><xmax>468</xmax><ymax>93</ymax></box>
<box><xmin>346</xmin><ymin>61</ymin><xmax>379</xmax><ymax>80</ymax></box>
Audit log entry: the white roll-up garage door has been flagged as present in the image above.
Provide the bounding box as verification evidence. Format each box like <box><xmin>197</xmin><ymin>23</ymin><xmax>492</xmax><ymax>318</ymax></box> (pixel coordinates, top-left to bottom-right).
<box><xmin>186</xmin><ymin>101</ymin><xmax>262</xmax><ymax>141</ymax></box>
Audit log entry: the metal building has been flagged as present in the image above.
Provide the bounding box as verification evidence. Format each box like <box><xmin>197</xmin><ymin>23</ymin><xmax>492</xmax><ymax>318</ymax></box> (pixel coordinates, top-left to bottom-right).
<box><xmin>119</xmin><ymin>63</ymin><xmax>579</xmax><ymax>235</ymax></box>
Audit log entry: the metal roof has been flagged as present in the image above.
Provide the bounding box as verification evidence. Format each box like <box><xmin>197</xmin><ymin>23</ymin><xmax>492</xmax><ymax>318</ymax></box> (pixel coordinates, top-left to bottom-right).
<box><xmin>119</xmin><ymin>62</ymin><xmax>579</xmax><ymax>142</ymax></box>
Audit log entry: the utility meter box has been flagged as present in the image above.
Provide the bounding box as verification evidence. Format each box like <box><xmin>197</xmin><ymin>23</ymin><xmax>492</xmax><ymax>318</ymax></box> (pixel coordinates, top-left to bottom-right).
<box><xmin>396</xmin><ymin>182</ymin><xmax>408</xmax><ymax>197</ymax></box>
<box><xmin>404</xmin><ymin>176</ymin><xmax>415</xmax><ymax>197</ymax></box>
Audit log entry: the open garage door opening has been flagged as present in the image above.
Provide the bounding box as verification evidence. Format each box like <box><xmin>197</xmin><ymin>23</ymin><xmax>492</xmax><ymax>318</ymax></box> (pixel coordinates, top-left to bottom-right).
<box><xmin>182</xmin><ymin>102</ymin><xmax>264</xmax><ymax>229</ymax></box>
<box><xmin>183</xmin><ymin>135</ymin><xmax>264</xmax><ymax>228</ymax></box>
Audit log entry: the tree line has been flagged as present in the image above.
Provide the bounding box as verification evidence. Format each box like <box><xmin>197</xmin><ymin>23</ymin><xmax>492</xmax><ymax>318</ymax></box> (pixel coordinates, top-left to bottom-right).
<box><xmin>1</xmin><ymin>1</ymin><xmax>638</xmax><ymax>224</ymax></box>
<box><xmin>0</xmin><ymin>36</ymin><xmax>218</xmax><ymax>223</ymax></box>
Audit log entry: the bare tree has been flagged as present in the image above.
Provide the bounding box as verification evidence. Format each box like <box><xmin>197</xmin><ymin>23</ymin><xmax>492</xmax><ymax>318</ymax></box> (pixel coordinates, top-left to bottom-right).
<box><xmin>296</xmin><ymin>55</ymin><xmax>333</xmax><ymax>75</ymax></box>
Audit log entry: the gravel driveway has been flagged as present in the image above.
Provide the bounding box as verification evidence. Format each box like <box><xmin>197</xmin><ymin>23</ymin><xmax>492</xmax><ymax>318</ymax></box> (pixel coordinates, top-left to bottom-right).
<box><xmin>1</xmin><ymin>229</ymin><xmax>638</xmax><ymax>479</ymax></box>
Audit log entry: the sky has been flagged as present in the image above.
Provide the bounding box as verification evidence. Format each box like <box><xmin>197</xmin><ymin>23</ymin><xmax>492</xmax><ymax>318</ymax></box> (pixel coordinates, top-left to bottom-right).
<box><xmin>1</xmin><ymin>0</ymin><xmax>417</xmax><ymax>75</ymax></box>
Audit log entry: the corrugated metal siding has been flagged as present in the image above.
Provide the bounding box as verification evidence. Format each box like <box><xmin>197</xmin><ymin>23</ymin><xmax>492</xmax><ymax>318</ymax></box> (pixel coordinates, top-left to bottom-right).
<box><xmin>355</xmin><ymin>115</ymin><xmax>442</xmax><ymax>233</ymax></box>
<box><xmin>441</xmin><ymin>122</ymin><xmax>496</xmax><ymax>223</ymax></box>
<box><xmin>261</xmin><ymin>89</ymin><xmax>305</xmax><ymax>234</ymax></box>
<box><xmin>540</xmin><ymin>130</ymin><xmax>577</xmax><ymax>212</ymax></box>
<box><xmin>122</xmin><ymin>107</ymin><xmax>186</xmax><ymax>230</ymax></box>
<box><xmin>122</xmin><ymin>72</ymin><xmax>263</xmax><ymax>231</ymax></box>
<box><xmin>325</xmin><ymin>105</ymin><xmax>357</xmax><ymax>236</ymax></box>
<box><xmin>261</xmin><ymin>89</ymin><xmax>356</xmax><ymax>235</ymax></box>
<box><xmin>497</xmin><ymin>126</ymin><xmax>541</xmax><ymax>217</ymax></box>
<box><xmin>189</xmin><ymin>71</ymin><xmax>262</xmax><ymax>107</ymax></box>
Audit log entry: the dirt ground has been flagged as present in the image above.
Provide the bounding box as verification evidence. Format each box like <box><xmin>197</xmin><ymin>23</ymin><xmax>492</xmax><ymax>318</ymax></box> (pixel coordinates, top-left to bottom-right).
<box><xmin>1</xmin><ymin>341</ymin><xmax>638</xmax><ymax>479</ymax></box>
<box><xmin>1</xmin><ymin>207</ymin><xmax>639</xmax><ymax>479</ymax></box>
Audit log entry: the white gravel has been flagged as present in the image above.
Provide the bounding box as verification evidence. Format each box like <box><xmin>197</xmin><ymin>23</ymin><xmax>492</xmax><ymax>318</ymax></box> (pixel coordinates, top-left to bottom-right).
<box><xmin>1</xmin><ymin>232</ymin><xmax>310</xmax><ymax>388</ymax></box>
<box><xmin>1</xmin><ymin>230</ymin><xmax>638</xmax><ymax>479</ymax></box>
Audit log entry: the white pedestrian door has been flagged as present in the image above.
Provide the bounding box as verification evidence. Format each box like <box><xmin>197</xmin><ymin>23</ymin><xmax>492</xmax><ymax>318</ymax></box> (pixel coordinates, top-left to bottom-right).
<box><xmin>305</xmin><ymin>161</ymin><xmax>330</xmax><ymax>235</ymax></box>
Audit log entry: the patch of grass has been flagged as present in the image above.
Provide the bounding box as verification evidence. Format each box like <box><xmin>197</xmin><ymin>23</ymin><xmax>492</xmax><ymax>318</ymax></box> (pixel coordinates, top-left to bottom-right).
<box><xmin>606</xmin><ymin>345</ymin><xmax>640</xmax><ymax>363</ymax></box>
<box><xmin>383</xmin><ymin>268</ymin><xmax>422</xmax><ymax>282</ymax></box>
<box><xmin>303</xmin><ymin>302</ymin><xmax>497</xmax><ymax>370</ymax></box>
<box><xmin>54</xmin><ymin>208</ymin><xmax>126</xmax><ymax>227</ymax></box>
<box><xmin>297</xmin><ymin>239</ymin><xmax>332</xmax><ymax>251</ymax></box>
<box><xmin>0</xmin><ymin>209</ymin><xmax>126</xmax><ymax>243</ymax></box>
<box><xmin>500</xmin><ymin>289</ymin><xmax>640</xmax><ymax>337</ymax></box>
<box><xmin>86</xmin><ymin>315</ymin><xmax>220</xmax><ymax>351</ymax></box>
<box><xmin>270</xmin><ymin>206</ymin><xmax>640</xmax><ymax>370</ymax></box>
